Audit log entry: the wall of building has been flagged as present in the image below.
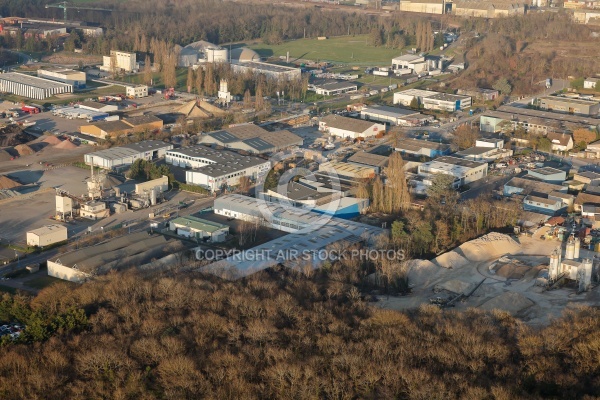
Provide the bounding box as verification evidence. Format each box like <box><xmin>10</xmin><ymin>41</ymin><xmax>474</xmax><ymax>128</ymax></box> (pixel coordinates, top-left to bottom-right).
<box><xmin>399</xmin><ymin>2</ymin><xmax>444</xmax><ymax>14</ymax></box>
<box><xmin>26</xmin><ymin>227</ymin><xmax>67</xmax><ymax>247</ymax></box>
<box><xmin>47</xmin><ymin>261</ymin><xmax>89</xmax><ymax>283</ymax></box>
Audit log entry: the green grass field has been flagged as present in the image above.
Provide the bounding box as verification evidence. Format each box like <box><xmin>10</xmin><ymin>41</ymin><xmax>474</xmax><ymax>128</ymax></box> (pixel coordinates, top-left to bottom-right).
<box><xmin>250</xmin><ymin>35</ymin><xmax>404</xmax><ymax>66</ymax></box>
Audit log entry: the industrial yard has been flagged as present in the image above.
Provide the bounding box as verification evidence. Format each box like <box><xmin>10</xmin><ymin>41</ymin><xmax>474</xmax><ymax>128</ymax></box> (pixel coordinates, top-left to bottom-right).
<box><xmin>377</xmin><ymin>230</ymin><xmax>600</xmax><ymax>326</ymax></box>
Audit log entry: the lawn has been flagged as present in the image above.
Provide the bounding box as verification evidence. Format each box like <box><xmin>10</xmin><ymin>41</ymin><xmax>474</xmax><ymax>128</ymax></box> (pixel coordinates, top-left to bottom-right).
<box><xmin>116</xmin><ymin>68</ymin><xmax>189</xmax><ymax>91</ymax></box>
<box><xmin>250</xmin><ymin>35</ymin><xmax>404</xmax><ymax>66</ymax></box>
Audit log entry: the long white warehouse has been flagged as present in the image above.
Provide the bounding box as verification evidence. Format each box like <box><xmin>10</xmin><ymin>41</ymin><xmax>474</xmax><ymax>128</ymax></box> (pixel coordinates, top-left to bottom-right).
<box><xmin>166</xmin><ymin>146</ymin><xmax>271</xmax><ymax>192</ymax></box>
<box><xmin>0</xmin><ymin>72</ymin><xmax>73</xmax><ymax>99</ymax></box>
<box><xmin>84</xmin><ymin>140</ymin><xmax>173</xmax><ymax>169</ymax></box>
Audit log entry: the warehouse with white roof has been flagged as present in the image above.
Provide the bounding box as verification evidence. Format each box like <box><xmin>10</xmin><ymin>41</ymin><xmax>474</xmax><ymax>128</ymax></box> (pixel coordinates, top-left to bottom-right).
<box><xmin>0</xmin><ymin>72</ymin><xmax>73</xmax><ymax>99</ymax></box>
<box><xmin>84</xmin><ymin>140</ymin><xmax>173</xmax><ymax>169</ymax></box>
<box><xmin>418</xmin><ymin>156</ymin><xmax>488</xmax><ymax>187</ymax></box>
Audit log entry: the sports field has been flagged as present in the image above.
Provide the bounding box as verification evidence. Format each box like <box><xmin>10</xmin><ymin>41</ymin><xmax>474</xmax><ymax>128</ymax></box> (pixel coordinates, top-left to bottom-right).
<box><xmin>250</xmin><ymin>35</ymin><xmax>403</xmax><ymax>66</ymax></box>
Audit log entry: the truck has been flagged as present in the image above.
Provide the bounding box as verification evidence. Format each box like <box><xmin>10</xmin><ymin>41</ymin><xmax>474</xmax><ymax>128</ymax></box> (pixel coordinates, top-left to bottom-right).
<box><xmin>164</xmin><ymin>87</ymin><xmax>175</xmax><ymax>100</ymax></box>
<box><xmin>546</xmin><ymin>78</ymin><xmax>552</xmax><ymax>89</ymax></box>
<box><xmin>21</xmin><ymin>105</ymin><xmax>39</xmax><ymax>114</ymax></box>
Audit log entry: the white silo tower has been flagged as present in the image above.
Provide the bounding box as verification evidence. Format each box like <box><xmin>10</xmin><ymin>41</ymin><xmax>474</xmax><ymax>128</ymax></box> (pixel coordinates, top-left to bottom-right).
<box><xmin>580</xmin><ymin>258</ymin><xmax>593</xmax><ymax>292</ymax></box>
<box><xmin>574</xmin><ymin>237</ymin><xmax>581</xmax><ymax>259</ymax></box>
<box><xmin>549</xmin><ymin>247</ymin><xmax>561</xmax><ymax>281</ymax></box>
<box><xmin>565</xmin><ymin>235</ymin><xmax>575</xmax><ymax>260</ymax></box>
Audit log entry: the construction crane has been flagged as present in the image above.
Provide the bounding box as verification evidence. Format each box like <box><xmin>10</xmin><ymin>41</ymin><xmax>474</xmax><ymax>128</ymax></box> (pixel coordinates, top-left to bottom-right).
<box><xmin>45</xmin><ymin>1</ymin><xmax>113</xmax><ymax>23</ymax></box>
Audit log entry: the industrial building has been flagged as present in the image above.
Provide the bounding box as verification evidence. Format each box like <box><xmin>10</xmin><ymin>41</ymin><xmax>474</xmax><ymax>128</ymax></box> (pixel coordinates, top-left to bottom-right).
<box><xmin>360</xmin><ymin>105</ymin><xmax>430</xmax><ymax>126</ymax></box>
<box><xmin>84</xmin><ymin>140</ymin><xmax>173</xmax><ymax>169</ymax></box>
<box><xmin>418</xmin><ymin>156</ymin><xmax>488</xmax><ymax>187</ymax></box>
<box><xmin>79</xmin><ymin>101</ymin><xmax>118</xmax><ymax>113</ymax></box>
<box><xmin>454</xmin><ymin>146</ymin><xmax>513</xmax><ymax>162</ymax></box>
<box><xmin>395</xmin><ymin>138</ymin><xmax>452</xmax><ymax>158</ymax></box>
<box><xmin>584</xmin><ymin>77</ymin><xmax>598</xmax><ymax>89</ymax></box>
<box><xmin>319</xmin><ymin>115</ymin><xmax>385</xmax><ymax>139</ymax></box>
<box><xmin>456</xmin><ymin>88</ymin><xmax>499</xmax><ymax>101</ymax></box>
<box><xmin>399</xmin><ymin>0</ymin><xmax>446</xmax><ymax>14</ymax></box>
<box><xmin>503</xmin><ymin>177</ymin><xmax>567</xmax><ymax>197</ymax></box>
<box><xmin>309</xmin><ymin>81</ymin><xmax>358</xmax><ymax>96</ymax></box>
<box><xmin>0</xmin><ymin>72</ymin><xmax>72</xmax><ymax>99</ymax></box>
<box><xmin>347</xmin><ymin>147</ymin><xmax>390</xmax><ymax>173</ymax></box>
<box><xmin>169</xmin><ymin>216</ymin><xmax>229</xmax><ymax>242</ymax></box>
<box><xmin>166</xmin><ymin>146</ymin><xmax>271</xmax><ymax>192</ymax></box>
<box><xmin>526</xmin><ymin>167</ymin><xmax>567</xmax><ymax>183</ymax></box>
<box><xmin>523</xmin><ymin>194</ymin><xmax>568</xmax><ymax>215</ymax></box>
<box><xmin>199</xmin><ymin>124</ymin><xmax>303</xmax><ymax>154</ymax></box>
<box><xmin>539</xmin><ymin>96</ymin><xmax>600</xmax><ymax>116</ymax></box>
<box><xmin>453</xmin><ymin>0</ymin><xmax>526</xmax><ymax>18</ymax></box>
<box><xmin>79</xmin><ymin>114</ymin><xmax>163</xmax><ymax>139</ymax></box>
<box><xmin>547</xmin><ymin>243</ymin><xmax>593</xmax><ymax>292</ymax></box>
<box><xmin>479</xmin><ymin>109</ymin><xmax>597</xmax><ymax>135</ymax></box>
<box><xmin>176</xmin><ymin>40</ymin><xmax>229</xmax><ymax>67</ymax></box>
<box><xmin>37</xmin><ymin>68</ymin><xmax>86</xmax><ymax>89</ymax></box>
<box><xmin>319</xmin><ymin>161</ymin><xmax>376</xmax><ymax>180</ymax></box>
<box><xmin>101</xmin><ymin>50</ymin><xmax>137</xmax><ymax>72</ymax></box>
<box><xmin>391</xmin><ymin>54</ymin><xmax>427</xmax><ymax>75</ymax></box>
<box><xmin>26</xmin><ymin>224</ymin><xmax>67</xmax><ymax>247</ymax></box>
<box><xmin>125</xmin><ymin>85</ymin><xmax>148</xmax><ymax>98</ymax></box>
<box><xmin>231</xmin><ymin>61</ymin><xmax>301</xmax><ymax>81</ymax></box>
<box><xmin>206</xmin><ymin>194</ymin><xmax>385</xmax><ymax>278</ymax></box>
<box><xmin>47</xmin><ymin>232</ymin><xmax>187</xmax><ymax>283</ymax></box>
<box><xmin>393</xmin><ymin>89</ymin><xmax>471</xmax><ymax>111</ymax></box>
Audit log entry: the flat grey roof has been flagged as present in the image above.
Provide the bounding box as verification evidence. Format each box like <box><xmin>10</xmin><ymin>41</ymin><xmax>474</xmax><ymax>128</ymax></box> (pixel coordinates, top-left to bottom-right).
<box><xmin>237</xmin><ymin>61</ymin><xmax>300</xmax><ymax>73</ymax></box>
<box><xmin>529</xmin><ymin>167</ymin><xmax>565</xmax><ymax>176</ymax></box>
<box><xmin>428</xmin><ymin>156</ymin><xmax>486</xmax><ymax>169</ymax></box>
<box><xmin>395</xmin><ymin>138</ymin><xmax>450</xmax><ymax>152</ymax></box>
<box><xmin>362</xmin><ymin>105</ymin><xmax>420</xmax><ymax>118</ymax></box>
<box><xmin>317</xmin><ymin>81</ymin><xmax>358</xmax><ymax>90</ymax></box>
<box><xmin>87</xmin><ymin>140</ymin><xmax>172</xmax><ymax>161</ymax></box>
<box><xmin>171</xmin><ymin>145</ymin><xmax>269</xmax><ymax>177</ymax></box>
<box><xmin>456</xmin><ymin>146</ymin><xmax>496</xmax><ymax>156</ymax></box>
<box><xmin>541</xmin><ymin>96</ymin><xmax>599</xmax><ymax>106</ymax></box>
<box><xmin>0</xmin><ymin>72</ymin><xmax>72</xmax><ymax>89</ymax></box>
<box><xmin>426</xmin><ymin>92</ymin><xmax>470</xmax><ymax>102</ymax></box>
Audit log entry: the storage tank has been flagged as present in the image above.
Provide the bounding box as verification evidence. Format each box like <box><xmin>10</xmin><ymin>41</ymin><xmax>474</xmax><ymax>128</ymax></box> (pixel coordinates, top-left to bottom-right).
<box><xmin>574</xmin><ymin>237</ymin><xmax>581</xmax><ymax>259</ymax></box>
<box><xmin>206</xmin><ymin>47</ymin><xmax>228</xmax><ymax>63</ymax></box>
<box><xmin>582</xmin><ymin>258</ymin><xmax>593</xmax><ymax>291</ymax></box>
<box><xmin>150</xmin><ymin>187</ymin><xmax>157</xmax><ymax>206</ymax></box>
<box><xmin>565</xmin><ymin>236</ymin><xmax>575</xmax><ymax>260</ymax></box>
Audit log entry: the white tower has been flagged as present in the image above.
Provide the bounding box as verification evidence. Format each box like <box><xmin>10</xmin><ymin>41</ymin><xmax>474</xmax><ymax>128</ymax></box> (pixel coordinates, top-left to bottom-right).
<box><xmin>565</xmin><ymin>235</ymin><xmax>575</xmax><ymax>260</ymax></box>
<box><xmin>549</xmin><ymin>246</ymin><xmax>561</xmax><ymax>281</ymax></box>
<box><xmin>218</xmin><ymin>79</ymin><xmax>231</xmax><ymax>104</ymax></box>
<box><xmin>574</xmin><ymin>237</ymin><xmax>581</xmax><ymax>259</ymax></box>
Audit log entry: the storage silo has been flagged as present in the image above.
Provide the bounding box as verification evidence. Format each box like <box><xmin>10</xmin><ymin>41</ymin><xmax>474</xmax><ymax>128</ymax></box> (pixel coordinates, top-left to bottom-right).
<box><xmin>565</xmin><ymin>236</ymin><xmax>575</xmax><ymax>260</ymax></box>
<box><xmin>549</xmin><ymin>247</ymin><xmax>561</xmax><ymax>281</ymax></box>
<box><xmin>206</xmin><ymin>47</ymin><xmax>228</xmax><ymax>63</ymax></box>
<box><xmin>574</xmin><ymin>237</ymin><xmax>581</xmax><ymax>259</ymax></box>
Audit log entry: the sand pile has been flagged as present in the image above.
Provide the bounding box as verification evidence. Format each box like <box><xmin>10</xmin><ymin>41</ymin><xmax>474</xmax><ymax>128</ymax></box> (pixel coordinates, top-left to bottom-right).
<box><xmin>479</xmin><ymin>291</ymin><xmax>534</xmax><ymax>315</ymax></box>
<box><xmin>458</xmin><ymin>232</ymin><xmax>521</xmax><ymax>262</ymax></box>
<box><xmin>433</xmin><ymin>251</ymin><xmax>469</xmax><ymax>269</ymax></box>
<box><xmin>54</xmin><ymin>140</ymin><xmax>77</xmax><ymax>149</ymax></box>
<box><xmin>406</xmin><ymin>259</ymin><xmax>439</xmax><ymax>287</ymax></box>
<box><xmin>438</xmin><ymin>279</ymin><xmax>472</xmax><ymax>295</ymax></box>
<box><xmin>43</xmin><ymin>136</ymin><xmax>63</xmax><ymax>145</ymax></box>
<box><xmin>0</xmin><ymin>149</ymin><xmax>12</xmax><ymax>161</ymax></box>
<box><xmin>14</xmin><ymin>144</ymin><xmax>35</xmax><ymax>156</ymax></box>
<box><xmin>0</xmin><ymin>175</ymin><xmax>21</xmax><ymax>189</ymax></box>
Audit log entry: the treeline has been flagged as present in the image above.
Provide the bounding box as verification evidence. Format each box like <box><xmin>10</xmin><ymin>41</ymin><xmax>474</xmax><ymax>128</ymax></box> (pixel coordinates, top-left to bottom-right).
<box><xmin>452</xmin><ymin>13</ymin><xmax>600</xmax><ymax>94</ymax></box>
<box><xmin>0</xmin><ymin>270</ymin><xmax>598</xmax><ymax>398</ymax></box>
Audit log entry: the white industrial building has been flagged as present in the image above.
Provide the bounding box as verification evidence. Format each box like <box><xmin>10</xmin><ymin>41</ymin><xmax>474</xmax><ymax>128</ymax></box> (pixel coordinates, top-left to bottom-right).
<box><xmin>166</xmin><ymin>146</ymin><xmax>271</xmax><ymax>192</ymax></box>
<box><xmin>526</xmin><ymin>167</ymin><xmax>567</xmax><ymax>183</ymax></box>
<box><xmin>231</xmin><ymin>61</ymin><xmax>301</xmax><ymax>81</ymax></box>
<box><xmin>418</xmin><ymin>156</ymin><xmax>488</xmax><ymax>187</ymax></box>
<box><xmin>126</xmin><ymin>85</ymin><xmax>148</xmax><ymax>98</ymax></box>
<box><xmin>214</xmin><ymin>193</ymin><xmax>385</xmax><ymax>236</ymax></box>
<box><xmin>310</xmin><ymin>81</ymin><xmax>358</xmax><ymax>96</ymax></box>
<box><xmin>37</xmin><ymin>68</ymin><xmax>86</xmax><ymax>89</ymax></box>
<box><xmin>169</xmin><ymin>216</ymin><xmax>229</xmax><ymax>242</ymax></box>
<box><xmin>26</xmin><ymin>224</ymin><xmax>68</xmax><ymax>247</ymax></box>
<box><xmin>393</xmin><ymin>89</ymin><xmax>471</xmax><ymax>112</ymax></box>
<box><xmin>79</xmin><ymin>101</ymin><xmax>118</xmax><ymax>113</ymax></box>
<box><xmin>395</xmin><ymin>138</ymin><xmax>452</xmax><ymax>158</ymax></box>
<box><xmin>0</xmin><ymin>73</ymin><xmax>72</xmax><ymax>99</ymax></box>
<box><xmin>101</xmin><ymin>50</ymin><xmax>137</xmax><ymax>72</ymax></box>
<box><xmin>584</xmin><ymin>78</ymin><xmax>598</xmax><ymax>89</ymax></box>
<box><xmin>319</xmin><ymin>114</ymin><xmax>385</xmax><ymax>139</ymax></box>
<box><xmin>199</xmin><ymin>124</ymin><xmax>303</xmax><ymax>154</ymax></box>
<box><xmin>84</xmin><ymin>140</ymin><xmax>173</xmax><ymax>169</ymax></box>
<box><xmin>391</xmin><ymin>54</ymin><xmax>427</xmax><ymax>74</ymax></box>
<box><xmin>360</xmin><ymin>105</ymin><xmax>431</xmax><ymax>126</ymax></box>
<box><xmin>455</xmin><ymin>146</ymin><xmax>513</xmax><ymax>162</ymax></box>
